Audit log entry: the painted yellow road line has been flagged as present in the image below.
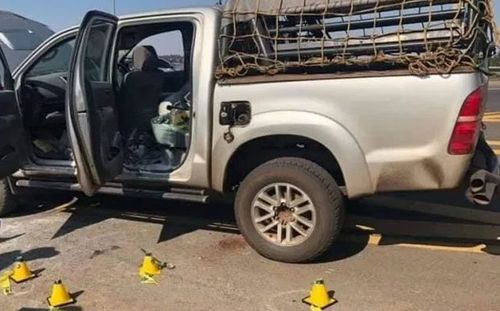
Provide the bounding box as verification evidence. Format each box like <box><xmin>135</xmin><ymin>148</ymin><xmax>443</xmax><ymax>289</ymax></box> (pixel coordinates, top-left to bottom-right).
<box><xmin>341</xmin><ymin>232</ymin><xmax>495</xmax><ymax>254</ymax></box>
<box><xmin>347</xmin><ymin>216</ymin><xmax>500</xmax><ymax>241</ymax></box>
<box><xmin>489</xmin><ymin>141</ymin><xmax>500</xmax><ymax>155</ymax></box>
<box><xmin>483</xmin><ymin>118</ymin><xmax>500</xmax><ymax>123</ymax></box>
<box><xmin>487</xmin><ymin>141</ymin><xmax>500</xmax><ymax>155</ymax></box>
<box><xmin>483</xmin><ymin>112</ymin><xmax>500</xmax><ymax>122</ymax></box>
<box><xmin>394</xmin><ymin>241</ymin><xmax>489</xmax><ymax>254</ymax></box>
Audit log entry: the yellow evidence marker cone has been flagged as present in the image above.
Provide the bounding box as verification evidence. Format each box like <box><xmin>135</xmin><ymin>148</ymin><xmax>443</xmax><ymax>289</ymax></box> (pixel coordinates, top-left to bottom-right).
<box><xmin>138</xmin><ymin>250</ymin><xmax>175</xmax><ymax>284</ymax></box>
<box><xmin>47</xmin><ymin>280</ymin><xmax>75</xmax><ymax>308</ymax></box>
<box><xmin>10</xmin><ymin>256</ymin><xmax>36</xmax><ymax>283</ymax></box>
<box><xmin>140</xmin><ymin>254</ymin><xmax>162</xmax><ymax>276</ymax></box>
<box><xmin>0</xmin><ymin>270</ymin><xmax>13</xmax><ymax>295</ymax></box>
<box><xmin>139</xmin><ymin>253</ymin><xmax>163</xmax><ymax>284</ymax></box>
<box><xmin>302</xmin><ymin>279</ymin><xmax>337</xmax><ymax>311</ymax></box>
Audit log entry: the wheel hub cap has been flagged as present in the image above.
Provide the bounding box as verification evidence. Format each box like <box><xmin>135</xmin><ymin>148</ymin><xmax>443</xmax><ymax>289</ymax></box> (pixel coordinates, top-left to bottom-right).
<box><xmin>251</xmin><ymin>183</ymin><xmax>316</xmax><ymax>247</ymax></box>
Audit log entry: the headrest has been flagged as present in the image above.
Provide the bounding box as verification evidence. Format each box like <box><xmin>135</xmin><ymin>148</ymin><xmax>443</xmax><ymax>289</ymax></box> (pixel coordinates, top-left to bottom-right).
<box><xmin>133</xmin><ymin>45</ymin><xmax>160</xmax><ymax>72</ymax></box>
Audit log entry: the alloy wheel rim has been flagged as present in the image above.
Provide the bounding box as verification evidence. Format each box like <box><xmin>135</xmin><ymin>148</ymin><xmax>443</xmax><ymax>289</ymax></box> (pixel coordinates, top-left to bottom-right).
<box><xmin>251</xmin><ymin>183</ymin><xmax>316</xmax><ymax>247</ymax></box>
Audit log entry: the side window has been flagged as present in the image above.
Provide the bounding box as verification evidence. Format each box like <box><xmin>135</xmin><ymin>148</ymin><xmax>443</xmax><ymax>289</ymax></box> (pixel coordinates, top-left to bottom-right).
<box><xmin>136</xmin><ymin>31</ymin><xmax>185</xmax><ymax>72</ymax></box>
<box><xmin>84</xmin><ymin>22</ymin><xmax>115</xmax><ymax>82</ymax></box>
<box><xmin>25</xmin><ymin>38</ymin><xmax>76</xmax><ymax>78</ymax></box>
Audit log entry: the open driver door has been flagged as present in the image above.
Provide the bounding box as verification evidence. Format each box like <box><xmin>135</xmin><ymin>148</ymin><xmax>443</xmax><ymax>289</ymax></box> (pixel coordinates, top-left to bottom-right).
<box><xmin>0</xmin><ymin>45</ymin><xmax>26</xmax><ymax>178</ymax></box>
<box><xmin>66</xmin><ymin>11</ymin><xmax>123</xmax><ymax>196</ymax></box>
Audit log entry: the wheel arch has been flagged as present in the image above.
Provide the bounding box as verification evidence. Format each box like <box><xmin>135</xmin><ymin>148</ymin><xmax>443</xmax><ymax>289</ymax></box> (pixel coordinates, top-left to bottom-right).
<box><xmin>224</xmin><ymin>135</ymin><xmax>345</xmax><ymax>192</ymax></box>
<box><xmin>211</xmin><ymin>111</ymin><xmax>374</xmax><ymax>198</ymax></box>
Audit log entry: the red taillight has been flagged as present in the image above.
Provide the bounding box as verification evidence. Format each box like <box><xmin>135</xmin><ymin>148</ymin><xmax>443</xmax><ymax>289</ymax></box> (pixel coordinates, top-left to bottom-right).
<box><xmin>448</xmin><ymin>88</ymin><xmax>483</xmax><ymax>155</ymax></box>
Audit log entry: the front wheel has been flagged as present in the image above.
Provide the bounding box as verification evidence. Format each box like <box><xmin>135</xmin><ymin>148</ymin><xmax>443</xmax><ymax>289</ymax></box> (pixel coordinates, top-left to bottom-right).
<box><xmin>235</xmin><ymin>157</ymin><xmax>345</xmax><ymax>263</ymax></box>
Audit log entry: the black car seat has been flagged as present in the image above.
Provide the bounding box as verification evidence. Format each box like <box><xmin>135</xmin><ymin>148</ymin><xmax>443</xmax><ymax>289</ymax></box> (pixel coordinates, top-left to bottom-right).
<box><xmin>118</xmin><ymin>46</ymin><xmax>164</xmax><ymax>136</ymax></box>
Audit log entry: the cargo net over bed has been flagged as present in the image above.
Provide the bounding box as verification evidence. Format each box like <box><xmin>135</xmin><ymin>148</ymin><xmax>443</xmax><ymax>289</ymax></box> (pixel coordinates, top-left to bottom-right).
<box><xmin>216</xmin><ymin>0</ymin><xmax>497</xmax><ymax>79</ymax></box>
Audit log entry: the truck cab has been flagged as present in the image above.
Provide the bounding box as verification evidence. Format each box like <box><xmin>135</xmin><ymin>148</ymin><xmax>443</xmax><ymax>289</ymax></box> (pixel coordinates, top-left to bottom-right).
<box><xmin>2</xmin><ymin>8</ymin><xmax>220</xmax><ymax>198</ymax></box>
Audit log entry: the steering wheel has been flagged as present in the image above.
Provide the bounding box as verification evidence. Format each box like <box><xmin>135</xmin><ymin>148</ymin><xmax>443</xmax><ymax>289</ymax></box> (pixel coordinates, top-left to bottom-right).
<box><xmin>117</xmin><ymin>61</ymin><xmax>131</xmax><ymax>75</ymax></box>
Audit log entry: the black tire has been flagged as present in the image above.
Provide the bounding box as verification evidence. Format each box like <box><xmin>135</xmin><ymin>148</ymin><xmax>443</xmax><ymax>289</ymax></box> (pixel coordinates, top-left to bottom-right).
<box><xmin>0</xmin><ymin>178</ymin><xmax>18</xmax><ymax>217</ymax></box>
<box><xmin>235</xmin><ymin>157</ymin><xmax>345</xmax><ymax>263</ymax></box>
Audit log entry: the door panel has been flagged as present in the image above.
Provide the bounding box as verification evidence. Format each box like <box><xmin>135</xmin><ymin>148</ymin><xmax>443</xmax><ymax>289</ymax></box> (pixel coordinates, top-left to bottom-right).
<box><xmin>66</xmin><ymin>11</ymin><xmax>122</xmax><ymax>196</ymax></box>
<box><xmin>84</xmin><ymin>81</ymin><xmax>121</xmax><ymax>179</ymax></box>
<box><xmin>0</xmin><ymin>47</ymin><xmax>25</xmax><ymax>178</ymax></box>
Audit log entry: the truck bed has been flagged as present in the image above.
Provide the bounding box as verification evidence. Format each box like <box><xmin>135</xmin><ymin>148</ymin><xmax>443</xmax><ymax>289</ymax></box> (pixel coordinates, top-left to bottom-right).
<box><xmin>213</xmin><ymin>71</ymin><xmax>487</xmax><ymax>197</ymax></box>
<box><xmin>217</xmin><ymin>0</ymin><xmax>496</xmax><ymax>79</ymax></box>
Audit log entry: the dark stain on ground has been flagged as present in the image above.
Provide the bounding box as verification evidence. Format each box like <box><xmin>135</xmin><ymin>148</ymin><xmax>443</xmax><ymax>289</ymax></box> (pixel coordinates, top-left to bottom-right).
<box><xmin>217</xmin><ymin>235</ymin><xmax>248</xmax><ymax>251</ymax></box>
<box><xmin>89</xmin><ymin>245</ymin><xmax>121</xmax><ymax>259</ymax></box>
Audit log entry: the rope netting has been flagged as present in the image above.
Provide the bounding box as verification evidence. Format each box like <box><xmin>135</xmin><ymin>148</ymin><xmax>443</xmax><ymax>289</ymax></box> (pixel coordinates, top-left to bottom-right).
<box><xmin>216</xmin><ymin>0</ymin><xmax>497</xmax><ymax>79</ymax></box>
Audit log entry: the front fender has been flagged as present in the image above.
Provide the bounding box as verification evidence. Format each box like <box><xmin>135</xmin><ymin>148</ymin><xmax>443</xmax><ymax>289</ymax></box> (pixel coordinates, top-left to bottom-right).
<box><xmin>212</xmin><ymin>110</ymin><xmax>374</xmax><ymax>198</ymax></box>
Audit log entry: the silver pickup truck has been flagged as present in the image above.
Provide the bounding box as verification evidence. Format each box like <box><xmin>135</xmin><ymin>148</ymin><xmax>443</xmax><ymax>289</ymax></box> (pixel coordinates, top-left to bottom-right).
<box><xmin>0</xmin><ymin>1</ymin><xmax>498</xmax><ymax>262</ymax></box>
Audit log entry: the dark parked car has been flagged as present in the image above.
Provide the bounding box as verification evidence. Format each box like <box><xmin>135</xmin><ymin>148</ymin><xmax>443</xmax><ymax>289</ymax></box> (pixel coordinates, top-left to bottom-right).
<box><xmin>0</xmin><ymin>10</ymin><xmax>53</xmax><ymax>71</ymax></box>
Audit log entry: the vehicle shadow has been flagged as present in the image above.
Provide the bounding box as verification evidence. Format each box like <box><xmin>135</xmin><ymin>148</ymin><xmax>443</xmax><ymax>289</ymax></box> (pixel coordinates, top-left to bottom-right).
<box><xmin>315</xmin><ymin>237</ymin><xmax>371</xmax><ymax>262</ymax></box>
<box><xmin>50</xmin><ymin>195</ymin><xmax>239</xmax><ymax>243</ymax></box>
<box><xmin>333</xmin><ymin>189</ymin><xmax>500</xmax><ymax>258</ymax></box>
<box><xmin>7</xmin><ymin>189</ymin><xmax>499</xmax><ymax>264</ymax></box>
<box><xmin>18</xmin><ymin>307</ymin><xmax>83</xmax><ymax>311</ymax></box>
<box><xmin>5</xmin><ymin>192</ymin><xmax>77</xmax><ymax>218</ymax></box>
<box><xmin>0</xmin><ymin>233</ymin><xmax>25</xmax><ymax>244</ymax></box>
<box><xmin>50</xmin><ymin>196</ymin><xmax>370</xmax><ymax>262</ymax></box>
<box><xmin>0</xmin><ymin>246</ymin><xmax>59</xmax><ymax>271</ymax></box>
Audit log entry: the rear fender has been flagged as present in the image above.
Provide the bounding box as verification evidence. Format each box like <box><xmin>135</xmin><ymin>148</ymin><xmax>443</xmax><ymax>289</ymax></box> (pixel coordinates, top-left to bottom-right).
<box><xmin>212</xmin><ymin>110</ymin><xmax>374</xmax><ymax>198</ymax></box>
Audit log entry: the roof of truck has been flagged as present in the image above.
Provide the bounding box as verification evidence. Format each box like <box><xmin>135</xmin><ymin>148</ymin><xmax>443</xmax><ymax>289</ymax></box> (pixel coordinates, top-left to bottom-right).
<box><xmin>119</xmin><ymin>6</ymin><xmax>220</xmax><ymax>21</ymax></box>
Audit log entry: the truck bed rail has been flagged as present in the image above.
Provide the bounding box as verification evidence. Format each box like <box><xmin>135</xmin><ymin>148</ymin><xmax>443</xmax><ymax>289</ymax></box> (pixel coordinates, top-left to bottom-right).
<box><xmin>217</xmin><ymin>0</ymin><xmax>497</xmax><ymax>78</ymax></box>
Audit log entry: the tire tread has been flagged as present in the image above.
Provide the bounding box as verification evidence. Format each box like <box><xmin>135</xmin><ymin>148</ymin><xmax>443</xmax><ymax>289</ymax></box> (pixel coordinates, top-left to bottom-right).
<box><xmin>235</xmin><ymin>157</ymin><xmax>345</xmax><ymax>262</ymax></box>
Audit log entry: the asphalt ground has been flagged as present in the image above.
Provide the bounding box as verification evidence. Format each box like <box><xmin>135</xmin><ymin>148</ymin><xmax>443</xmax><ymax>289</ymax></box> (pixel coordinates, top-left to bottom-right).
<box><xmin>0</xmin><ymin>87</ymin><xmax>499</xmax><ymax>311</ymax></box>
<box><xmin>485</xmin><ymin>83</ymin><xmax>500</xmax><ymax>155</ymax></box>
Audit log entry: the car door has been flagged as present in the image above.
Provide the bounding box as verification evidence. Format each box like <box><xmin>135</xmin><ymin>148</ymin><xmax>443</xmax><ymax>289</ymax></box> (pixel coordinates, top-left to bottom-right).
<box><xmin>66</xmin><ymin>11</ymin><xmax>123</xmax><ymax>196</ymax></box>
<box><xmin>0</xmin><ymin>46</ymin><xmax>26</xmax><ymax>177</ymax></box>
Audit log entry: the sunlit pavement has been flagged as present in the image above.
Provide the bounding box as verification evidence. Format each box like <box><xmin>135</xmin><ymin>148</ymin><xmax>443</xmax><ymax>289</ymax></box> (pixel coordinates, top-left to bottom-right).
<box><xmin>0</xmin><ymin>87</ymin><xmax>499</xmax><ymax>311</ymax></box>
<box><xmin>0</xmin><ymin>194</ymin><xmax>499</xmax><ymax>311</ymax></box>
<box><xmin>486</xmin><ymin>81</ymin><xmax>500</xmax><ymax>156</ymax></box>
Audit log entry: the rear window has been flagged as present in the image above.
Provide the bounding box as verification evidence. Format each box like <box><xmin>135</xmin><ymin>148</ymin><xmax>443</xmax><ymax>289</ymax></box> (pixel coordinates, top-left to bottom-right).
<box><xmin>0</xmin><ymin>29</ymin><xmax>45</xmax><ymax>50</ymax></box>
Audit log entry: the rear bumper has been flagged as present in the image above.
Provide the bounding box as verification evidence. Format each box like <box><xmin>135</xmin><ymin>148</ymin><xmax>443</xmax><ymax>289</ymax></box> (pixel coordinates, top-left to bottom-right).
<box><xmin>465</xmin><ymin>135</ymin><xmax>500</xmax><ymax>205</ymax></box>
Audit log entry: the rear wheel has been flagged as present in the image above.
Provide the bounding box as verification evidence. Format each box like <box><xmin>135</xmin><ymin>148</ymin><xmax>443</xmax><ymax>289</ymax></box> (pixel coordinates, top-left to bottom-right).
<box><xmin>235</xmin><ymin>157</ymin><xmax>345</xmax><ymax>263</ymax></box>
<box><xmin>0</xmin><ymin>178</ymin><xmax>18</xmax><ymax>217</ymax></box>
